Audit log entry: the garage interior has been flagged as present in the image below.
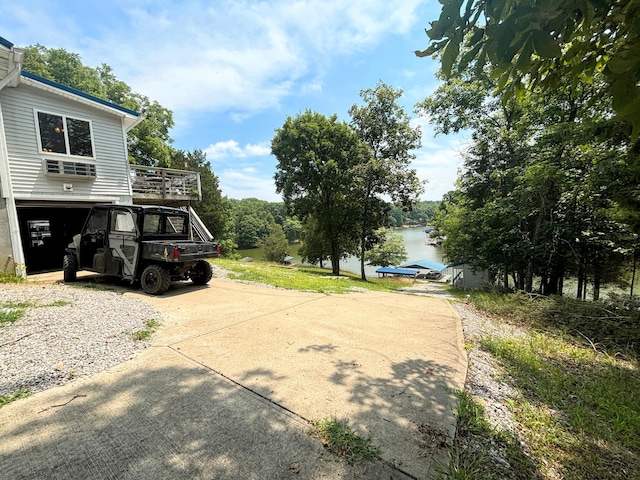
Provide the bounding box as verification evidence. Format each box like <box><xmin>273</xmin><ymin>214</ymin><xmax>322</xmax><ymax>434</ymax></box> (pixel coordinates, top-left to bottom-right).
<box><xmin>18</xmin><ymin>204</ymin><xmax>91</xmax><ymax>274</ymax></box>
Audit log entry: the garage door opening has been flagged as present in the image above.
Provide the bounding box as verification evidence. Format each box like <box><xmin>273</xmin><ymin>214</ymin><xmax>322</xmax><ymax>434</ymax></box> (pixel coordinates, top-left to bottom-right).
<box><xmin>18</xmin><ymin>206</ymin><xmax>91</xmax><ymax>274</ymax></box>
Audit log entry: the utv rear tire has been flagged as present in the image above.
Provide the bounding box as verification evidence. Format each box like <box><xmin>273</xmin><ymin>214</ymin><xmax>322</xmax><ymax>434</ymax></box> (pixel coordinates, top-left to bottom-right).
<box><xmin>190</xmin><ymin>260</ymin><xmax>213</xmax><ymax>285</ymax></box>
<box><xmin>140</xmin><ymin>264</ymin><xmax>171</xmax><ymax>295</ymax></box>
<box><xmin>63</xmin><ymin>254</ymin><xmax>78</xmax><ymax>282</ymax></box>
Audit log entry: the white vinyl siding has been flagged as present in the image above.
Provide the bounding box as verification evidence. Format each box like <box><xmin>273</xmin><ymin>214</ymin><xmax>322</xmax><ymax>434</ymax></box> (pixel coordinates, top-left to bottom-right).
<box><xmin>0</xmin><ymin>56</ymin><xmax>9</xmax><ymax>78</ymax></box>
<box><xmin>0</xmin><ymin>83</ymin><xmax>132</xmax><ymax>202</ymax></box>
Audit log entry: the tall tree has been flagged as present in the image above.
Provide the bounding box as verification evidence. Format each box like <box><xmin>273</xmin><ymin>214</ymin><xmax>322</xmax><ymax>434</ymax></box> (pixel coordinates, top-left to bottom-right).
<box><xmin>272</xmin><ymin>111</ymin><xmax>365</xmax><ymax>274</ymax></box>
<box><xmin>348</xmin><ymin>81</ymin><xmax>424</xmax><ymax>279</ymax></box>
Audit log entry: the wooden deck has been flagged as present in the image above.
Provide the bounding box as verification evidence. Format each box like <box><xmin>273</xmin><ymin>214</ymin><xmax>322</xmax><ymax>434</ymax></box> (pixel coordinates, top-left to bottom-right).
<box><xmin>130</xmin><ymin>165</ymin><xmax>201</xmax><ymax>201</ymax></box>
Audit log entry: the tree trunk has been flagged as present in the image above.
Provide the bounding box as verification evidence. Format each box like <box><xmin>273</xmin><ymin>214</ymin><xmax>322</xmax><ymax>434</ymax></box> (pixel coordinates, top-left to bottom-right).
<box><xmin>546</xmin><ymin>264</ymin><xmax>564</xmax><ymax>296</ymax></box>
<box><xmin>558</xmin><ymin>273</ymin><xmax>564</xmax><ymax>296</ymax></box>
<box><xmin>359</xmin><ymin>233</ymin><xmax>366</xmax><ymax>281</ymax></box>
<box><xmin>518</xmin><ymin>270</ymin><xmax>526</xmax><ymax>291</ymax></box>
<box><xmin>593</xmin><ymin>270</ymin><xmax>601</xmax><ymax>301</ymax></box>
<box><xmin>525</xmin><ymin>260</ymin><xmax>534</xmax><ymax>293</ymax></box>
<box><xmin>330</xmin><ymin>241</ymin><xmax>340</xmax><ymax>275</ymax></box>
<box><xmin>577</xmin><ymin>259</ymin><xmax>584</xmax><ymax>299</ymax></box>
<box><xmin>631</xmin><ymin>250</ymin><xmax>637</xmax><ymax>298</ymax></box>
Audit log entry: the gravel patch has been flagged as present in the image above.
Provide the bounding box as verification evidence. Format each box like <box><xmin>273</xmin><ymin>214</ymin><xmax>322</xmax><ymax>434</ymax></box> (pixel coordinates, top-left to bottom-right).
<box><xmin>452</xmin><ymin>302</ymin><xmax>523</xmax><ymax>435</ymax></box>
<box><xmin>0</xmin><ymin>283</ymin><xmax>161</xmax><ymax>397</ymax></box>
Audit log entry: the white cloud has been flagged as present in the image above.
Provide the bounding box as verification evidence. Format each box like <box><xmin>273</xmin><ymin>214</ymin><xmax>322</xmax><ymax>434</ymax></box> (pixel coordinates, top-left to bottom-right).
<box><xmin>7</xmin><ymin>0</ymin><xmax>424</xmax><ymax>115</ymax></box>
<box><xmin>409</xmin><ymin>115</ymin><xmax>469</xmax><ymax>200</ymax></box>
<box><xmin>204</xmin><ymin>140</ymin><xmax>271</xmax><ymax>160</ymax></box>
<box><xmin>219</xmin><ymin>167</ymin><xmax>280</xmax><ymax>201</ymax></box>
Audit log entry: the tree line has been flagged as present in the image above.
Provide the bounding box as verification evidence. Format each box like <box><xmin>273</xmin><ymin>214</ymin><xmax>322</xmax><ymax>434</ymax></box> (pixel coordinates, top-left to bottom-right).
<box><xmin>417</xmin><ymin>0</ymin><xmax>640</xmax><ymax>299</ymax></box>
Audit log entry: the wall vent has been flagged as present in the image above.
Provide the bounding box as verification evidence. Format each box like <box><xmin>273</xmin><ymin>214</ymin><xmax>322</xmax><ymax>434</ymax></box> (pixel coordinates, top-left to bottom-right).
<box><xmin>44</xmin><ymin>159</ymin><xmax>96</xmax><ymax>178</ymax></box>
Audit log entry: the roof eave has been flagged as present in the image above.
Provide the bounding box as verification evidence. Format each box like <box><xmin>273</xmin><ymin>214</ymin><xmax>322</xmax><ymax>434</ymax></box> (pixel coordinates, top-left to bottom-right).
<box><xmin>19</xmin><ymin>71</ymin><xmax>142</xmax><ymax>129</ymax></box>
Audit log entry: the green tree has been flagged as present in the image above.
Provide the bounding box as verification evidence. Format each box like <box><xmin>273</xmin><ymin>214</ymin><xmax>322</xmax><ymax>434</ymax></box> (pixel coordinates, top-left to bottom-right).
<box><xmin>416</xmin><ymin>0</ymin><xmax>640</xmax><ymax>138</ymax></box>
<box><xmin>127</xmin><ymin>99</ymin><xmax>174</xmax><ymax>166</ymax></box>
<box><xmin>236</xmin><ymin>214</ymin><xmax>271</xmax><ymax>249</ymax></box>
<box><xmin>282</xmin><ymin>217</ymin><xmax>303</xmax><ymax>243</ymax></box>
<box><xmin>364</xmin><ymin>228</ymin><xmax>408</xmax><ymax>268</ymax></box>
<box><xmin>348</xmin><ymin>81</ymin><xmax>424</xmax><ymax>279</ymax></box>
<box><xmin>22</xmin><ymin>45</ymin><xmax>105</xmax><ymax>97</ymax></box>
<box><xmin>258</xmin><ymin>224</ymin><xmax>289</xmax><ymax>262</ymax></box>
<box><xmin>272</xmin><ymin>110</ymin><xmax>365</xmax><ymax>274</ymax></box>
<box><xmin>229</xmin><ymin>198</ymin><xmax>277</xmax><ymax>249</ymax></box>
<box><xmin>298</xmin><ymin>217</ymin><xmax>330</xmax><ymax>268</ymax></box>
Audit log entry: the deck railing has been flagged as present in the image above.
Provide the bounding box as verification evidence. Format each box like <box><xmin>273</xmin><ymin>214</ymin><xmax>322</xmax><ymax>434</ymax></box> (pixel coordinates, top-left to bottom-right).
<box><xmin>130</xmin><ymin>165</ymin><xmax>201</xmax><ymax>201</ymax></box>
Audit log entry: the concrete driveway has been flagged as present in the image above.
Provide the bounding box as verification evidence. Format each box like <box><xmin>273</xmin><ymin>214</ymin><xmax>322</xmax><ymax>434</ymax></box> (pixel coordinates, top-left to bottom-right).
<box><xmin>0</xmin><ymin>276</ymin><xmax>467</xmax><ymax>479</ymax></box>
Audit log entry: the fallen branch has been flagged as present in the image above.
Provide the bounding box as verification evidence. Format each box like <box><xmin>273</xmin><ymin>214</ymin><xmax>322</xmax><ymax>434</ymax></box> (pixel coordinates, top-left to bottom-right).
<box><xmin>39</xmin><ymin>394</ymin><xmax>87</xmax><ymax>413</ymax></box>
<box><xmin>0</xmin><ymin>333</ymin><xmax>33</xmax><ymax>348</ymax></box>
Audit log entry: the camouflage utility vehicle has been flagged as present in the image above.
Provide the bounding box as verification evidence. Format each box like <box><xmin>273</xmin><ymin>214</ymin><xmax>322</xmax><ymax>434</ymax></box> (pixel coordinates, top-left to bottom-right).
<box><xmin>63</xmin><ymin>204</ymin><xmax>220</xmax><ymax>294</ymax></box>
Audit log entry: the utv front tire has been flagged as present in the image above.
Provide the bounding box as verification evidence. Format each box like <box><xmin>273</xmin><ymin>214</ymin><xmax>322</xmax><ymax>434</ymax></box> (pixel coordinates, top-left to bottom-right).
<box><xmin>140</xmin><ymin>264</ymin><xmax>171</xmax><ymax>295</ymax></box>
<box><xmin>189</xmin><ymin>260</ymin><xmax>213</xmax><ymax>285</ymax></box>
<box><xmin>63</xmin><ymin>254</ymin><xmax>78</xmax><ymax>282</ymax></box>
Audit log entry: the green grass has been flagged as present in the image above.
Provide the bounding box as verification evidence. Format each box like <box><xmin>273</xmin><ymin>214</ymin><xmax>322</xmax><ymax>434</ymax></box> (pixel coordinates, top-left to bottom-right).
<box><xmin>211</xmin><ymin>257</ymin><xmax>412</xmax><ymax>294</ymax></box>
<box><xmin>435</xmin><ymin>390</ymin><xmax>537</xmax><ymax>480</ymax></box>
<box><xmin>0</xmin><ymin>299</ymin><xmax>70</xmax><ymax>326</ymax></box>
<box><xmin>130</xmin><ymin>319</ymin><xmax>161</xmax><ymax>341</ymax></box>
<box><xmin>449</xmin><ymin>290</ymin><xmax>640</xmax><ymax>480</ymax></box>
<box><xmin>0</xmin><ymin>271</ymin><xmax>24</xmax><ymax>283</ymax></box>
<box><xmin>0</xmin><ymin>389</ymin><xmax>31</xmax><ymax>408</ymax></box>
<box><xmin>482</xmin><ymin>333</ymin><xmax>639</xmax><ymax>479</ymax></box>
<box><xmin>310</xmin><ymin>417</ymin><xmax>381</xmax><ymax>464</ymax></box>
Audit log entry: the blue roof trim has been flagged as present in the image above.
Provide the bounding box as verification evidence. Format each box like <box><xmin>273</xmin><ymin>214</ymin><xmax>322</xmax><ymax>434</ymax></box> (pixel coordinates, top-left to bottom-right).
<box><xmin>400</xmin><ymin>259</ymin><xmax>448</xmax><ymax>272</ymax></box>
<box><xmin>20</xmin><ymin>70</ymin><xmax>140</xmax><ymax>117</ymax></box>
<box><xmin>0</xmin><ymin>36</ymin><xmax>14</xmax><ymax>49</ymax></box>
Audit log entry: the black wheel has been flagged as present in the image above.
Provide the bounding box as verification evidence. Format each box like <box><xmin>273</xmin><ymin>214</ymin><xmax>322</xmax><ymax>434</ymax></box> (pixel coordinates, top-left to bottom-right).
<box><xmin>63</xmin><ymin>254</ymin><xmax>78</xmax><ymax>282</ymax></box>
<box><xmin>189</xmin><ymin>260</ymin><xmax>213</xmax><ymax>285</ymax></box>
<box><xmin>140</xmin><ymin>264</ymin><xmax>171</xmax><ymax>295</ymax></box>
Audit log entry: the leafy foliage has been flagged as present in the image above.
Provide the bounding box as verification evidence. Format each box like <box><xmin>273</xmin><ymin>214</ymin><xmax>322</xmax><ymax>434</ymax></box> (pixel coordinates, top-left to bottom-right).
<box><xmin>364</xmin><ymin>228</ymin><xmax>408</xmax><ymax>268</ymax></box>
<box><xmin>229</xmin><ymin>198</ymin><xmax>278</xmax><ymax>249</ymax></box>
<box><xmin>417</xmin><ymin>0</ymin><xmax>640</xmax><ymax>139</ymax></box>
<box><xmin>258</xmin><ymin>224</ymin><xmax>288</xmax><ymax>262</ymax></box>
<box><xmin>348</xmin><ymin>82</ymin><xmax>423</xmax><ymax>279</ymax></box>
<box><xmin>418</xmin><ymin>65</ymin><xmax>638</xmax><ymax>297</ymax></box>
<box><xmin>272</xmin><ymin>111</ymin><xmax>365</xmax><ymax>274</ymax></box>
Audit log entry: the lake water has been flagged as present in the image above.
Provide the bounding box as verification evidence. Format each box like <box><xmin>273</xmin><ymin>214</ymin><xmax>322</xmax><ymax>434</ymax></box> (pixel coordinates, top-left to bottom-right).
<box><xmin>244</xmin><ymin>226</ymin><xmax>444</xmax><ymax>278</ymax></box>
<box><xmin>339</xmin><ymin>227</ymin><xmax>444</xmax><ymax>277</ymax></box>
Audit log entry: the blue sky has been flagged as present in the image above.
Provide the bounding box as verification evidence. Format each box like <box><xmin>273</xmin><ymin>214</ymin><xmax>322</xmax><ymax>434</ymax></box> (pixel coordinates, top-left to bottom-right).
<box><xmin>1</xmin><ymin>0</ymin><xmax>467</xmax><ymax>202</ymax></box>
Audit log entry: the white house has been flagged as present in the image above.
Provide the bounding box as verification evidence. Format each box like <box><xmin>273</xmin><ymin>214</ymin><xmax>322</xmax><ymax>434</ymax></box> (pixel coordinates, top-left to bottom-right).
<box><xmin>0</xmin><ymin>37</ymin><xmax>145</xmax><ymax>274</ymax></box>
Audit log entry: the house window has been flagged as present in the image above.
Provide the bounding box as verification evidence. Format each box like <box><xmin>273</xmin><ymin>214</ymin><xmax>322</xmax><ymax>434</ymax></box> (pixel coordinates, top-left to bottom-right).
<box><xmin>37</xmin><ymin>111</ymin><xmax>94</xmax><ymax>158</ymax></box>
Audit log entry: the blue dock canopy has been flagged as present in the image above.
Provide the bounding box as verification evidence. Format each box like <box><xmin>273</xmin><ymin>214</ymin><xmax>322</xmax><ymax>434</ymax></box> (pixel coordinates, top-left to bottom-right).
<box><xmin>375</xmin><ymin>267</ymin><xmax>418</xmax><ymax>278</ymax></box>
<box><xmin>399</xmin><ymin>259</ymin><xmax>447</xmax><ymax>272</ymax></box>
